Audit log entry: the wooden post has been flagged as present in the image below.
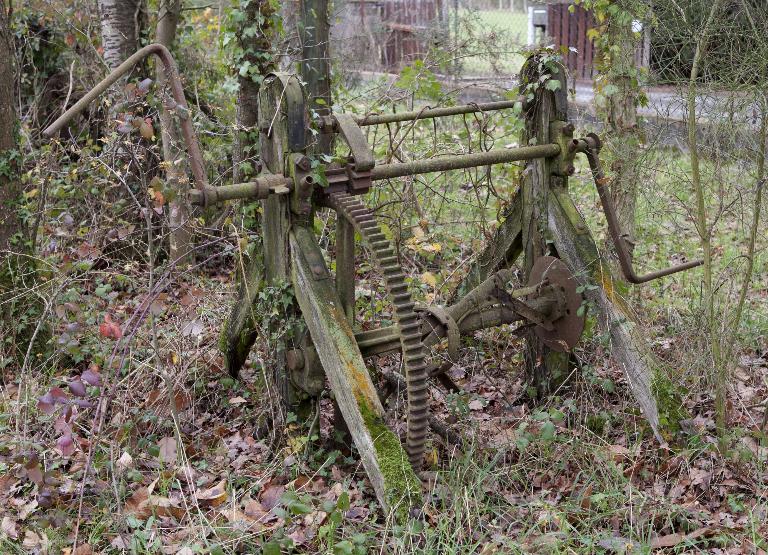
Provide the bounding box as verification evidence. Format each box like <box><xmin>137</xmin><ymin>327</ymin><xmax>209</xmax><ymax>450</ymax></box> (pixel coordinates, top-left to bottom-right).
<box><xmin>290</xmin><ymin>226</ymin><xmax>420</xmax><ymax>520</ymax></box>
<box><xmin>258</xmin><ymin>73</ymin><xmax>309</xmax><ymax>407</ymax></box>
<box><xmin>520</xmin><ymin>57</ymin><xmax>571</xmax><ymax>396</ymax></box>
<box><xmin>547</xmin><ymin>188</ymin><xmax>662</xmax><ymax>439</ymax></box>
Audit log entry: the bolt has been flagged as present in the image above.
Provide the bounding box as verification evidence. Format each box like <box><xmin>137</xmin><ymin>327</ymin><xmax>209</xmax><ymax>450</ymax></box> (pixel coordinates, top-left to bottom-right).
<box><xmin>566</xmin><ymin>164</ymin><xmax>576</xmax><ymax>176</ymax></box>
<box><xmin>296</xmin><ymin>156</ymin><xmax>312</xmax><ymax>171</ymax></box>
<box><xmin>563</xmin><ymin>123</ymin><xmax>575</xmax><ymax>135</ymax></box>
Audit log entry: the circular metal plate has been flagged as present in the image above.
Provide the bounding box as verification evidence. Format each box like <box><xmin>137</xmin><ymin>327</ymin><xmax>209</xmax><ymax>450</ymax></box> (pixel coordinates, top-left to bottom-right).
<box><xmin>527</xmin><ymin>256</ymin><xmax>585</xmax><ymax>352</ymax></box>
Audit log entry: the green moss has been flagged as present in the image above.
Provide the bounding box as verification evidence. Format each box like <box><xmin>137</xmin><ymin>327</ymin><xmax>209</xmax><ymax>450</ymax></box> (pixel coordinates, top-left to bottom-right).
<box><xmin>358</xmin><ymin>400</ymin><xmax>421</xmax><ymax>523</ymax></box>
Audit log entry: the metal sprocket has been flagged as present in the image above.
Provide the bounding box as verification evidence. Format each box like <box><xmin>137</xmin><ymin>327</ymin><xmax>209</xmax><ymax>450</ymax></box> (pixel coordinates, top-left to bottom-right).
<box><xmin>327</xmin><ymin>191</ymin><xmax>429</xmax><ymax>468</ymax></box>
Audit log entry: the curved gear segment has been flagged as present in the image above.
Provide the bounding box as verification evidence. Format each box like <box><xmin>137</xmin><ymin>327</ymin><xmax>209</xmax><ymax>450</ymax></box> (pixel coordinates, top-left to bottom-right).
<box><xmin>327</xmin><ymin>191</ymin><xmax>429</xmax><ymax>467</ymax></box>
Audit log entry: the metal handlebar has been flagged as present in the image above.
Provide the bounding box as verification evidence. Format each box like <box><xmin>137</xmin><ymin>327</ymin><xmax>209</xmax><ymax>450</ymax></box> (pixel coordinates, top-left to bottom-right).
<box><xmin>573</xmin><ymin>134</ymin><xmax>703</xmax><ymax>284</ymax></box>
<box><xmin>43</xmin><ymin>43</ymin><xmax>210</xmax><ymax>200</ymax></box>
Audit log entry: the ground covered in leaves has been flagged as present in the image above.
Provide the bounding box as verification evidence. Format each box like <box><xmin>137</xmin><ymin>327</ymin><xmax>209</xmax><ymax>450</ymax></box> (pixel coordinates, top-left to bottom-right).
<box><xmin>2</xmin><ymin>254</ymin><xmax>767</xmax><ymax>554</ymax></box>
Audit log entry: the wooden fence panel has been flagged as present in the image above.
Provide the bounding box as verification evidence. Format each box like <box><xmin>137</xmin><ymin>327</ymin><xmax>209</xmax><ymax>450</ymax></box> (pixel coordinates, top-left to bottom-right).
<box><xmin>383</xmin><ymin>0</ymin><xmax>441</xmax><ymax>70</ymax></box>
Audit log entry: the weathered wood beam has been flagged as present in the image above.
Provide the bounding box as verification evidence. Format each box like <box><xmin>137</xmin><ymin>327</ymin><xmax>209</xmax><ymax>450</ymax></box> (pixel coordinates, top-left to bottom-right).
<box><xmin>548</xmin><ymin>186</ymin><xmax>662</xmax><ymax>440</ymax></box>
<box><xmin>290</xmin><ymin>226</ymin><xmax>421</xmax><ymax>520</ymax></box>
<box><xmin>452</xmin><ymin>193</ymin><xmax>523</xmax><ymax>301</ymax></box>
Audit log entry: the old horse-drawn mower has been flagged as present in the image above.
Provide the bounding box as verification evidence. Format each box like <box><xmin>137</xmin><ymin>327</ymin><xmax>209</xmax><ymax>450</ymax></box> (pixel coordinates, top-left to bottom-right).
<box><xmin>45</xmin><ymin>45</ymin><xmax>701</xmax><ymax>518</ymax></box>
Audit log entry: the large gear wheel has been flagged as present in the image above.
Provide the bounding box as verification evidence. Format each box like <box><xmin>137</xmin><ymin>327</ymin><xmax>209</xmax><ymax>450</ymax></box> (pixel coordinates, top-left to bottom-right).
<box><xmin>327</xmin><ymin>191</ymin><xmax>429</xmax><ymax>467</ymax></box>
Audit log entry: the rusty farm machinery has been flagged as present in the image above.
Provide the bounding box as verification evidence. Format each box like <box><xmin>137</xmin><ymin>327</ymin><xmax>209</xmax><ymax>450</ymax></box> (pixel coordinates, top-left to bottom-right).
<box><xmin>44</xmin><ymin>46</ymin><xmax>702</xmax><ymax>518</ymax></box>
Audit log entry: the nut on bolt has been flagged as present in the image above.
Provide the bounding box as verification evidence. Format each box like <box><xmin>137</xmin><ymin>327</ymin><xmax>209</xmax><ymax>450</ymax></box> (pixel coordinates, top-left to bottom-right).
<box><xmin>296</xmin><ymin>155</ymin><xmax>312</xmax><ymax>171</ymax></box>
<box><xmin>566</xmin><ymin>164</ymin><xmax>576</xmax><ymax>176</ymax></box>
<box><xmin>562</xmin><ymin>123</ymin><xmax>575</xmax><ymax>135</ymax></box>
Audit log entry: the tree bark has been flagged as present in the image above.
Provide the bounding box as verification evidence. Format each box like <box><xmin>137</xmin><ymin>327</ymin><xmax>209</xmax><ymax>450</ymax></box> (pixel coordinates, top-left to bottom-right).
<box><xmin>98</xmin><ymin>0</ymin><xmax>145</xmax><ymax>71</ymax></box>
<box><xmin>299</xmin><ymin>0</ymin><xmax>332</xmax><ymax>153</ymax></box>
<box><xmin>155</xmin><ymin>0</ymin><xmax>191</xmax><ymax>266</ymax></box>
<box><xmin>233</xmin><ymin>0</ymin><xmax>278</xmax><ymax>184</ymax></box>
<box><xmin>0</xmin><ymin>0</ymin><xmax>20</xmax><ymax>254</ymax></box>
<box><xmin>0</xmin><ymin>0</ymin><xmax>46</xmax><ymax>353</ymax></box>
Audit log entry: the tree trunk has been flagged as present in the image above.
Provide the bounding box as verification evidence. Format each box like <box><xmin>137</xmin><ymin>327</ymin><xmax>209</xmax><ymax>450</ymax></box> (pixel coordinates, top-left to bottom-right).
<box><xmin>300</xmin><ymin>0</ymin><xmax>333</xmax><ymax>154</ymax></box>
<box><xmin>605</xmin><ymin>23</ymin><xmax>639</xmax><ymax>262</ymax></box>
<box><xmin>0</xmin><ymin>0</ymin><xmax>46</xmax><ymax>355</ymax></box>
<box><xmin>222</xmin><ymin>0</ymin><xmax>280</xmax><ymax>377</ymax></box>
<box><xmin>155</xmin><ymin>0</ymin><xmax>191</xmax><ymax>266</ymax></box>
<box><xmin>594</xmin><ymin>11</ymin><xmax>642</xmax><ymax>282</ymax></box>
<box><xmin>0</xmin><ymin>0</ymin><xmax>20</xmax><ymax>254</ymax></box>
<box><xmin>233</xmin><ymin>0</ymin><xmax>278</xmax><ymax>184</ymax></box>
<box><xmin>98</xmin><ymin>0</ymin><xmax>145</xmax><ymax>71</ymax></box>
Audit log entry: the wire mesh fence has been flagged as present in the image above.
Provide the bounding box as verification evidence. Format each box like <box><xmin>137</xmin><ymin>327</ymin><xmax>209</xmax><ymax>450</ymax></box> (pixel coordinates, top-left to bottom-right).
<box><xmin>330</xmin><ymin>0</ymin><xmax>531</xmax><ymax>80</ymax></box>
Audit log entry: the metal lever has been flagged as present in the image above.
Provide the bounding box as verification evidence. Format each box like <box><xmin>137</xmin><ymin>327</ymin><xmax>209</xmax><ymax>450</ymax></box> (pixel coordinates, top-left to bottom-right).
<box><xmin>43</xmin><ymin>44</ymin><xmax>211</xmax><ymax>205</ymax></box>
<box><xmin>573</xmin><ymin>134</ymin><xmax>703</xmax><ymax>284</ymax></box>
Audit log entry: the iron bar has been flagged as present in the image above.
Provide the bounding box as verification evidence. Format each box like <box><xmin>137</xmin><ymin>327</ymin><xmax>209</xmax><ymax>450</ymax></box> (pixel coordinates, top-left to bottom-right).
<box><xmin>43</xmin><ymin>44</ymin><xmax>210</xmax><ymax>194</ymax></box>
<box><xmin>370</xmin><ymin>144</ymin><xmax>560</xmax><ymax>180</ymax></box>
<box><xmin>352</xmin><ymin>99</ymin><xmax>525</xmax><ymax>127</ymax></box>
<box><xmin>577</xmin><ymin>134</ymin><xmax>703</xmax><ymax>283</ymax></box>
<box><xmin>189</xmin><ymin>174</ymin><xmax>292</xmax><ymax>206</ymax></box>
<box><xmin>189</xmin><ymin>144</ymin><xmax>561</xmax><ymax>205</ymax></box>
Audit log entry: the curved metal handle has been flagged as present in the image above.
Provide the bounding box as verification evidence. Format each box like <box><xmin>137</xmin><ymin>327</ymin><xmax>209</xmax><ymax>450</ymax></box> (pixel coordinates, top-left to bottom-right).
<box><xmin>575</xmin><ymin>134</ymin><xmax>702</xmax><ymax>284</ymax></box>
<box><xmin>43</xmin><ymin>44</ymin><xmax>210</xmax><ymax>198</ymax></box>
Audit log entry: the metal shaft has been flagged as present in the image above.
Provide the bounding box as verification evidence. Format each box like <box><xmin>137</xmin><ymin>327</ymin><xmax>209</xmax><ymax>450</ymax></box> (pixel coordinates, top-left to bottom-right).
<box><xmin>352</xmin><ymin>99</ymin><xmax>525</xmax><ymax>127</ymax></box>
<box><xmin>370</xmin><ymin>144</ymin><xmax>560</xmax><ymax>180</ymax></box>
<box><xmin>190</xmin><ymin>144</ymin><xmax>561</xmax><ymax>205</ymax></box>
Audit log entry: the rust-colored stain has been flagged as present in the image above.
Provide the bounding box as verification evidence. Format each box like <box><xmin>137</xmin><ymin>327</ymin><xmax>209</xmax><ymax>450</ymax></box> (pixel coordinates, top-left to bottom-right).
<box><xmin>346</xmin><ymin>357</ymin><xmax>378</xmax><ymax>406</ymax></box>
<box><xmin>599</xmin><ymin>264</ymin><xmax>628</xmax><ymax>313</ymax></box>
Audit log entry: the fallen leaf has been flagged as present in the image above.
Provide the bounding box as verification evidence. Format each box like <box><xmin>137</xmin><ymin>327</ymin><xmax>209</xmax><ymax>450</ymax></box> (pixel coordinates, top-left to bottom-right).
<box><xmin>73</xmin><ymin>543</ymin><xmax>94</xmax><ymax>555</ymax></box>
<box><xmin>99</xmin><ymin>314</ymin><xmax>122</xmax><ymax>340</ymax></box>
<box><xmin>468</xmin><ymin>399</ymin><xmax>485</xmax><ymax>411</ymax></box>
<box><xmin>181</xmin><ymin>319</ymin><xmax>204</xmax><ymax>337</ymax></box>
<box><xmin>421</xmin><ymin>271</ymin><xmax>437</xmax><ymax>287</ymax></box>
<box><xmin>650</xmin><ymin>527</ymin><xmax>714</xmax><ymax>548</ymax></box>
<box><xmin>244</xmin><ymin>499</ymin><xmax>268</xmax><ymax>520</ymax></box>
<box><xmin>140</xmin><ymin>120</ymin><xmax>155</xmax><ymax>139</ymax></box>
<box><xmin>259</xmin><ymin>484</ymin><xmax>285</xmax><ymax>511</ymax></box>
<box><xmin>22</xmin><ymin>530</ymin><xmax>44</xmax><ymax>550</ymax></box>
<box><xmin>228</xmin><ymin>396</ymin><xmax>247</xmax><ymax>405</ymax></box>
<box><xmin>607</xmin><ymin>444</ymin><xmax>631</xmax><ymax>463</ymax></box>
<box><xmin>117</xmin><ymin>451</ymin><xmax>133</xmax><ymax>472</ymax></box>
<box><xmin>157</xmin><ymin>437</ymin><xmax>177</xmax><ymax>464</ymax></box>
<box><xmin>1</xmin><ymin>516</ymin><xmax>18</xmax><ymax>539</ymax></box>
<box><xmin>195</xmin><ymin>479</ymin><xmax>227</xmax><ymax>507</ymax></box>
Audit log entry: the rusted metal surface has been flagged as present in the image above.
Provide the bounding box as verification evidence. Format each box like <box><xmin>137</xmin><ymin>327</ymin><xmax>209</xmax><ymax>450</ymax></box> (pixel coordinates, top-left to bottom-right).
<box><xmin>194</xmin><ymin>144</ymin><xmax>563</xmax><ymax>205</ymax></box>
<box><xmin>349</xmin><ymin>99</ymin><xmax>525</xmax><ymax>127</ymax></box>
<box><xmin>527</xmin><ymin>256</ymin><xmax>585</xmax><ymax>352</ymax></box>
<box><xmin>189</xmin><ymin>174</ymin><xmax>292</xmax><ymax>206</ymax></box>
<box><xmin>43</xmin><ymin>44</ymin><xmax>210</xmax><ymax>202</ymax></box>
<box><xmin>370</xmin><ymin>144</ymin><xmax>561</xmax><ymax>180</ymax></box>
<box><xmin>328</xmin><ymin>191</ymin><xmax>429</xmax><ymax>468</ymax></box>
<box><xmin>573</xmin><ymin>134</ymin><xmax>703</xmax><ymax>283</ymax></box>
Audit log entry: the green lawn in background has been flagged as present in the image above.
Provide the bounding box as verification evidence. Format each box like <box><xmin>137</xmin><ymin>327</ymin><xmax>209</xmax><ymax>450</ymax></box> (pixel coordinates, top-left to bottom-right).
<box><xmin>452</xmin><ymin>9</ymin><xmax>528</xmax><ymax>76</ymax></box>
